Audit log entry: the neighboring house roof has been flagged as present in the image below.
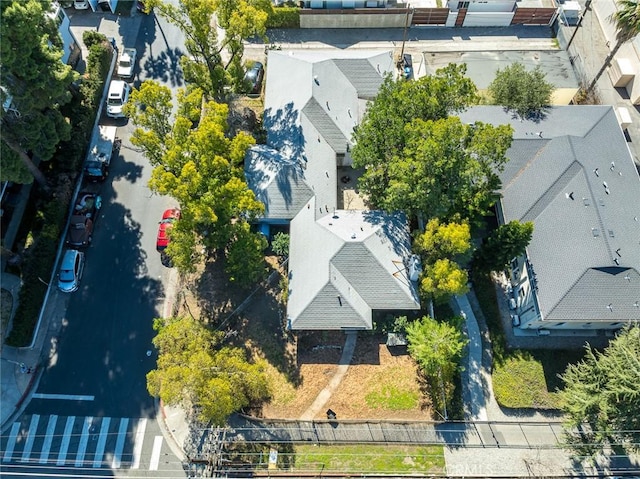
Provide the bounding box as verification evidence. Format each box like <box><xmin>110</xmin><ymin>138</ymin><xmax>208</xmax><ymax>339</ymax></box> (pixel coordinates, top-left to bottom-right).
<box><xmin>459</xmin><ymin>106</ymin><xmax>640</xmax><ymax>322</ymax></box>
<box><xmin>245</xmin><ymin>145</ymin><xmax>314</xmax><ymax>220</ymax></box>
<box><xmin>287</xmin><ymin>198</ymin><xmax>420</xmax><ymax>330</ymax></box>
<box><xmin>422</xmin><ymin>50</ymin><xmax>579</xmax><ymax>92</ymax></box>
<box><xmin>247</xmin><ymin>50</ymin><xmax>394</xmax><ymax>221</ymax></box>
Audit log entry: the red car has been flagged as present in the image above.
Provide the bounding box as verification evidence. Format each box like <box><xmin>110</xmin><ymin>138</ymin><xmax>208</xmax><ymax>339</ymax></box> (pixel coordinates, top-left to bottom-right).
<box><xmin>156</xmin><ymin>208</ymin><xmax>180</xmax><ymax>252</ymax></box>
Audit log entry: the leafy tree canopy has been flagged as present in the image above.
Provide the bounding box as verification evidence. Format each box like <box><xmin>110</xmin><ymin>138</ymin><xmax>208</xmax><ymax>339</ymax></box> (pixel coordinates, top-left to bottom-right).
<box><xmin>414</xmin><ymin>218</ymin><xmax>472</xmax><ymax>304</ymax></box>
<box><xmin>352</xmin><ymin>64</ymin><xmax>479</xmax><ymax>205</ymax></box>
<box><xmin>488</xmin><ymin>63</ymin><xmax>554</xmax><ymax>119</ymax></box>
<box><xmin>366</xmin><ymin>115</ymin><xmax>512</xmax><ymax>222</ymax></box>
<box><xmin>124</xmin><ymin>82</ymin><xmax>265</xmax><ymax>275</ymax></box>
<box><xmin>148</xmin><ymin>0</ymin><xmax>270</xmax><ymax>98</ymax></box>
<box><xmin>560</xmin><ymin>326</ymin><xmax>640</xmax><ymax>458</ymax></box>
<box><xmin>0</xmin><ymin>0</ymin><xmax>78</xmax><ymax>184</ymax></box>
<box><xmin>473</xmin><ymin>220</ymin><xmax>533</xmax><ymax>273</ymax></box>
<box><xmin>406</xmin><ymin>315</ymin><xmax>467</xmax><ymax>416</ymax></box>
<box><xmin>147</xmin><ymin>316</ymin><xmax>270</xmax><ymax>425</ymax></box>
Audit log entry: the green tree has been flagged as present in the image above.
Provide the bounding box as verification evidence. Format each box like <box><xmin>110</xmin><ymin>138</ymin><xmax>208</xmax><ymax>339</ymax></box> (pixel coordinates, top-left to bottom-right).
<box><xmin>420</xmin><ymin>258</ymin><xmax>469</xmax><ymax>305</ymax></box>
<box><xmin>587</xmin><ymin>0</ymin><xmax>640</xmax><ymax>93</ymax></box>
<box><xmin>147</xmin><ymin>317</ymin><xmax>270</xmax><ymax>425</ymax></box>
<box><xmin>406</xmin><ymin>315</ymin><xmax>468</xmax><ymax>417</ymax></box>
<box><xmin>148</xmin><ymin>0</ymin><xmax>270</xmax><ymax>99</ymax></box>
<box><xmin>488</xmin><ymin>63</ymin><xmax>554</xmax><ymax>119</ymax></box>
<box><xmin>414</xmin><ymin>218</ymin><xmax>472</xmax><ymax>305</ymax></box>
<box><xmin>560</xmin><ymin>326</ymin><xmax>640</xmax><ymax>457</ymax></box>
<box><xmin>473</xmin><ymin>220</ymin><xmax>534</xmax><ymax>273</ymax></box>
<box><xmin>352</xmin><ymin>65</ymin><xmax>479</xmax><ymax>206</ymax></box>
<box><xmin>0</xmin><ymin>0</ymin><xmax>78</xmax><ymax>186</ymax></box>
<box><xmin>125</xmin><ymin>82</ymin><xmax>265</xmax><ymax>276</ymax></box>
<box><xmin>373</xmin><ymin>116</ymin><xmax>512</xmax><ymax>222</ymax></box>
<box><xmin>414</xmin><ymin>217</ymin><xmax>471</xmax><ymax>261</ymax></box>
<box><xmin>225</xmin><ymin>221</ymin><xmax>268</xmax><ymax>287</ymax></box>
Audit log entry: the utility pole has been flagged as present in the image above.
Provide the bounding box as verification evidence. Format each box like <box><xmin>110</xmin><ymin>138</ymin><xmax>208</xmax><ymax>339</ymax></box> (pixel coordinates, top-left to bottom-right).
<box><xmin>565</xmin><ymin>0</ymin><xmax>593</xmax><ymax>51</ymax></box>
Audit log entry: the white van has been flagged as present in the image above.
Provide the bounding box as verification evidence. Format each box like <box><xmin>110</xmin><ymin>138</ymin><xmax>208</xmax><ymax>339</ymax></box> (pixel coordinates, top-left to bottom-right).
<box><xmin>106</xmin><ymin>80</ymin><xmax>131</xmax><ymax>118</ymax></box>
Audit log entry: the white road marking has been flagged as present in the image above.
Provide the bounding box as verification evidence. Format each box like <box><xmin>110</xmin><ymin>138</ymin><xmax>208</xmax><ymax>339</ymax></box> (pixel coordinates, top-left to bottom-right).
<box><xmin>20</xmin><ymin>414</ymin><xmax>40</xmax><ymax>462</ymax></box>
<box><xmin>39</xmin><ymin>415</ymin><xmax>58</xmax><ymax>464</ymax></box>
<box><xmin>149</xmin><ymin>436</ymin><xmax>163</xmax><ymax>471</ymax></box>
<box><xmin>2</xmin><ymin>422</ymin><xmax>20</xmax><ymax>462</ymax></box>
<box><xmin>56</xmin><ymin>416</ymin><xmax>75</xmax><ymax>465</ymax></box>
<box><xmin>92</xmin><ymin>417</ymin><xmax>111</xmax><ymax>468</ymax></box>
<box><xmin>111</xmin><ymin>418</ymin><xmax>129</xmax><ymax>469</ymax></box>
<box><xmin>131</xmin><ymin>418</ymin><xmax>147</xmax><ymax>469</ymax></box>
<box><xmin>32</xmin><ymin>393</ymin><xmax>95</xmax><ymax>401</ymax></box>
<box><xmin>74</xmin><ymin>416</ymin><xmax>93</xmax><ymax>467</ymax></box>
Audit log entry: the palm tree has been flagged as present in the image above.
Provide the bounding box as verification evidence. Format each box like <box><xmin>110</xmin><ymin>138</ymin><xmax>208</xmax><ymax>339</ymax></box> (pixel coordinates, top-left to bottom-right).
<box><xmin>587</xmin><ymin>0</ymin><xmax>640</xmax><ymax>93</ymax></box>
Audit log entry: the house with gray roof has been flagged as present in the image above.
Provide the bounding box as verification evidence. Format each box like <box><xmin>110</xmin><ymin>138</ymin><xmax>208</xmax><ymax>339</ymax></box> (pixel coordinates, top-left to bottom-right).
<box><xmin>245</xmin><ymin>50</ymin><xmax>421</xmax><ymax>330</ymax></box>
<box><xmin>459</xmin><ymin>106</ymin><xmax>640</xmax><ymax>331</ymax></box>
<box><xmin>245</xmin><ymin>50</ymin><xmax>395</xmax><ymax>228</ymax></box>
<box><xmin>287</xmin><ymin>198</ymin><xmax>420</xmax><ymax>330</ymax></box>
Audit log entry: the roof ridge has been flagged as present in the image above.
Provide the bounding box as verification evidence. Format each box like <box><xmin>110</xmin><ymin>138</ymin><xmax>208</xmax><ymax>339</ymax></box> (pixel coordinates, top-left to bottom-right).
<box><xmin>521</xmin><ymin>159</ymin><xmax>582</xmax><ymax>223</ymax></box>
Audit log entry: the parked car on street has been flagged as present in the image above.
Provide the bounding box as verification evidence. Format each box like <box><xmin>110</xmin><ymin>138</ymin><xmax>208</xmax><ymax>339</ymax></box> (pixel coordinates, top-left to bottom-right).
<box><xmin>106</xmin><ymin>80</ymin><xmax>131</xmax><ymax>118</ymax></box>
<box><xmin>156</xmin><ymin>208</ymin><xmax>181</xmax><ymax>252</ymax></box>
<box><xmin>83</xmin><ymin>125</ymin><xmax>118</xmax><ymax>181</ymax></box>
<box><xmin>57</xmin><ymin>249</ymin><xmax>85</xmax><ymax>293</ymax></box>
<box><xmin>117</xmin><ymin>48</ymin><xmax>137</xmax><ymax>80</ymax></box>
<box><xmin>243</xmin><ymin>61</ymin><xmax>264</xmax><ymax>94</ymax></box>
<box><xmin>67</xmin><ymin>192</ymin><xmax>102</xmax><ymax>248</ymax></box>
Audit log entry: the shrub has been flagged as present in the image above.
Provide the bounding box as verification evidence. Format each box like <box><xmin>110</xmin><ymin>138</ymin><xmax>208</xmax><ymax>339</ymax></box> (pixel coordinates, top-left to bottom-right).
<box><xmin>82</xmin><ymin>30</ymin><xmax>107</xmax><ymax>49</ymax></box>
<box><xmin>266</xmin><ymin>7</ymin><xmax>300</xmax><ymax>28</ymax></box>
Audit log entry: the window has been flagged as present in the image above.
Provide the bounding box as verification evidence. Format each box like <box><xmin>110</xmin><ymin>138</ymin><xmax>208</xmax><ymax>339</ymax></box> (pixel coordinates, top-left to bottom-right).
<box><xmin>457</xmin><ymin>1</ymin><xmax>469</xmax><ymax>8</ymax></box>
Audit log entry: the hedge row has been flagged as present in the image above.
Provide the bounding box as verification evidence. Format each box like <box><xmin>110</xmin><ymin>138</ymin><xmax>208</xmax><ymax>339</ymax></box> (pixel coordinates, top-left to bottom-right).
<box><xmin>266</xmin><ymin>7</ymin><xmax>300</xmax><ymax>29</ymax></box>
<box><xmin>5</xmin><ymin>34</ymin><xmax>113</xmax><ymax>347</ymax></box>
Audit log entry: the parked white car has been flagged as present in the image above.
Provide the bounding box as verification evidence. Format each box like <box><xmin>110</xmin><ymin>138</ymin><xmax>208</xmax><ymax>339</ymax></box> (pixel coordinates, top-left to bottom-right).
<box><xmin>106</xmin><ymin>80</ymin><xmax>131</xmax><ymax>118</ymax></box>
<box><xmin>73</xmin><ymin>0</ymin><xmax>89</xmax><ymax>9</ymax></box>
<box><xmin>57</xmin><ymin>249</ymin><xmax>85</xmax><ymax>293</ymax></box>
<box><xmin>117</xmin><ymin>48</ymin><xmax>137</xmax><ymax>80</ymax></box>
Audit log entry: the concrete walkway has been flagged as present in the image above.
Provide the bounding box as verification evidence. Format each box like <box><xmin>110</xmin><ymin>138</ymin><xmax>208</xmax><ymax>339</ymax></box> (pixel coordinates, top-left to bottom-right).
<box><xmin>299</xmin><ymin>331</ymin><xmax>357</xmax><ymax>420</ymax></box>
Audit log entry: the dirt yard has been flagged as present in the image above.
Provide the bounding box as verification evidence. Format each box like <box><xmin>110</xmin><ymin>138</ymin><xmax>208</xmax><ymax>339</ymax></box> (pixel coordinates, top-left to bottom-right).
<box><xmin>175</xmin><ymin>254</ymin><xmax>433</xmax><ymax>421</ymax></box>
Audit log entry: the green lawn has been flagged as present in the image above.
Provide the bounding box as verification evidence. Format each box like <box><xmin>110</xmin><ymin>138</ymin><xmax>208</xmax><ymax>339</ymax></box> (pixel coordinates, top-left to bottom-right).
<box><xmin>472</xmin><ymin>273</ymin><xmax>585</xmax><ymax>410</ymax></box>
<box><xmin>281</xmin><ymin>444</ymin><xmax>445</xmax><ymax>474</ymax></box>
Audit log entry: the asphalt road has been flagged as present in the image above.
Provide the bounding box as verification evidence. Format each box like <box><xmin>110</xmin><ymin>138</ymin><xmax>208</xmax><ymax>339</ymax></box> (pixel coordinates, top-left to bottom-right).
<box><xmin>1</xmin><ymin>7</ymin><xmax>189</xmax><ymax>478</ymax></box>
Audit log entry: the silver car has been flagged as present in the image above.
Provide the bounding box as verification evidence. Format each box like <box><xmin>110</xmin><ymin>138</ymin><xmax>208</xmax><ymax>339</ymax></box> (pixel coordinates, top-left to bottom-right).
<box><xmin>57</xmin><ymin>249</ymin><xmax>85</xmax><ymax>293</ymax></box>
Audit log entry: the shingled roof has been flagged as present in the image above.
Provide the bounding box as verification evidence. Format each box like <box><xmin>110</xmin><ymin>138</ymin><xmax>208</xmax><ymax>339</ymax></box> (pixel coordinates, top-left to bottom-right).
<box><xmin>287</xmin><ymin>199</ymin><xmax>420</xmax><ymax>330</ymax></box>
<box><xmin>459</xmin><ymin>106</ymin><xmax>640</xmax><ymax>322</ymax></box>
<box><xmin>246</xmin><ymin>50</ymin><xmax>394</xmax><ymax>221</ymax></box>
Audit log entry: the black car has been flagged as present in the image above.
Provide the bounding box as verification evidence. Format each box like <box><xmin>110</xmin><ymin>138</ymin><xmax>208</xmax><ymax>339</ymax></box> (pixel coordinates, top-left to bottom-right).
<box><xmin>66</xmin><ymin>192</ymin><xmax>101</xmax><ymax>248</ymax></box>
<box><xmin>244</xmin><ymin>62</ymin><xmax>264</xmax><ymax>94</ymax></box>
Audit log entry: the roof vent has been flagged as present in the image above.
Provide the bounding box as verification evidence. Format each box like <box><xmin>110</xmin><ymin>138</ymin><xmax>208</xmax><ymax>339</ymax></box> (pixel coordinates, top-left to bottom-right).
<box><xmin>583</xmin><ymin>197</ymin><xmax>590</xmax><ymax>206</ymax></box>
<box><xmin>566</xmin><ymin>192</ymin><xmax>575</xmax><ymax>200</ymax></box>
<box><xmin>624</xmin><ymin>274</ymin><xmax>631</xmax><ymax>282</ymax></box>
<box><xmin>314</xmin><ymin>75</ymin><xmax>319</xmax><ymax>85</ymax></box>
<box><xmin>610</xmin><ymin>161</ymin><xmax>615</xmax><ymax>170</ymax></box>
<box><xmin>594</xmin><ymin>168</ymin><xmax>600</xmax><ymax>177</ymax></box>
<box><xmin>634</xmin><ymin>301</ymin><xmax>639</xmax><ymax>308</ymax></box>
<box><xmin>537</xmin><ymin>131</ymin><xmax>543</xmax><ymax>138</ymax></box>
<box><xmin>616</xmin><ymin>248</ymin><xmax>621</xmax><ymax>257</ymax></box>
<box><xmin>608</xmin><ymin>230</ymin><xmax>615</xmax><ymax>238</ymax></box>
<box><xmin>614</xmin><ymin>257</ymin><xmax>620</xmax><ymax>265</ymax></box>
<box><xmin>599</xmin><ymin>198</ymin><xmax>605</xmax><ymax>206</ymax></box>
<box><xmin>607</xmin><ymin>303</ymin><xmax>613</xmax><ymax>312</ymax></box>
<box><xmin>592</xmin><ymin>228</ymin><xmax>600</xmax><ymax>237</ymax></box>
<box><xmin>351</xmin><ymin>233</ymin><xmax>356</xmax><ymax>239</ymax></box>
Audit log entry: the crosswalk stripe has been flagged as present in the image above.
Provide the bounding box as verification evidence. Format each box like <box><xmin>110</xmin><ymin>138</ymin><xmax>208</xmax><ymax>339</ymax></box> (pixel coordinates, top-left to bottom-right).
<box><xmin>111</xmin><ymin>417</ymin><xmax>129</xmax><ymax>469</ymax></box>
<box><xmin>2</xmin><ymin>422</ymin><xmax>20</xmax><ymax>462</ymax></box>
<box><xmin>149</xmin><ymin>436</ymin><xmax>163</xmax><ymax>471</ymax></box>
<box><xmin>92</xmin><ymin>417</ymin><xmax>111</xmax><ymax>468</ymax></box>
<box><xmin>39</xmin><ymin>415</ymin><xmax>58</xmax><ymax>464</ymax></box>
<box><xmin>131</xmin><ymin>418</ymin><xmax>147</xmax><ymax>469</ymax></box>
<box><xmin>20</xmin><ymin>414</ymin><xmax>39</xmax><ymax>462</ymax></box>
<box><xmin>56</xmin><ymin>416</ymin><xmax>75</xmax><ymax>465</ymax></box>
<box><xmin>74</xmin><ymin>416</ymin><xmax>93</xmax><ymax>467</ymax></box>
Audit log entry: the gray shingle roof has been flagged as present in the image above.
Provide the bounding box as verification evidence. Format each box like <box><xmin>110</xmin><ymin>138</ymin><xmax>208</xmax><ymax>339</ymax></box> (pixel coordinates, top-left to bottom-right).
<box><xmin>245</xmin><ymin>145</ymin><xmax>315</xmax><ymax>220</ymax></box>
<box><xmin>287</xmin><ymin>200</ymin><xmax>420</xmax><ymax>330</ymax></box>
<box><xmin>458</xmin><ymin>106</ymin><xmax>640</xmax><ymax>322</ymax></box>
<box><xmin>251</xmin><ymin>50</ymin><xmax>394</xmax><ymax>222</ymax></box>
